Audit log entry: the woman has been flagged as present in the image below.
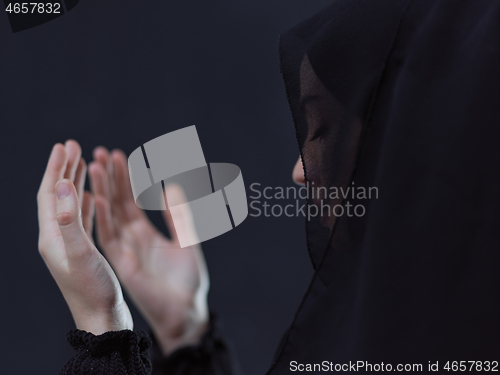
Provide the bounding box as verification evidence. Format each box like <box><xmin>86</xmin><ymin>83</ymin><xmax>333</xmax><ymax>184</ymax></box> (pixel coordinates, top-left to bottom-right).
<box><xmin>37</xmin><ymin>0</ymin><xmax>500</xmax><ymax>373</ymax></box>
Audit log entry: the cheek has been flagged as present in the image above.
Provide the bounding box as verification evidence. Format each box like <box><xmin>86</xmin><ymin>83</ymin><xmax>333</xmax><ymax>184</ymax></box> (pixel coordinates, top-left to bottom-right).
<box><xmin>302</xmin><ymin>147</ymin><xmax>321</xmax><ymax>182</ymax></box>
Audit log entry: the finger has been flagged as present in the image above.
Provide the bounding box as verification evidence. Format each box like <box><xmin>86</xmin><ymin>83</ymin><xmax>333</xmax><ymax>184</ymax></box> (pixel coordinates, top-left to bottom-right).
<box><xmin>55</xmin><ymin>179</ymin><xmax>94</xmax><ymax>262</ymax></box>
<box><xmin>163</xmin><ymin>184</ymin><xmax>198</xmax><ymax>247</ymax></box>
<box><xmin>94</xmin><ymin>195</ymin><xmax>118</xmax><ymax>254</ymax></box>
<box><xmin>74</xmin><ymin>158</ymin><xmax>87</xmax><ymax>205</ymax></box>
<box><xmin>38</xmin><ymin>144</ymin><xmax>67</xmax><ymax>196</ymax></box>
<box><xmin>63</xmin><ymin>140</ymin><xmax>82</xmax><ymax>181</ymax></box>
<box><xmin>88</xmin><ymin>161</ymin><xmax>112</xmax><ymax>204</ymax></box>
<box><xmin>111</xmin><ymin>149</ymin><xmax>145</xmax><ymax>222</ymax></box>
<box><xmin>81</xmin><ymin>191</ymin><xmax>95</xmax><ymax>241</ymax></box>
<box><xmin>162</xmin><ymin>188</ymin><xmax>178</xmax><ymax>244</ymax></box>
<box><xmin>38</xmin><ymin>144</ymin><xmax>67</xmax><ymax>239</ymax></box>
<box><xmin>93</xmin><ymin>146</ymin><xmax>115</xmax><ymax>200</ymax></box>
<box><xmin>93</xmin><ymin>146</ymin><xmax>110</xmax><ymax>170</ymax></box>
<box><xmin>89</xmin><ymin>161</ymin><xmax>116</xmax><ymax>244</ymax></box>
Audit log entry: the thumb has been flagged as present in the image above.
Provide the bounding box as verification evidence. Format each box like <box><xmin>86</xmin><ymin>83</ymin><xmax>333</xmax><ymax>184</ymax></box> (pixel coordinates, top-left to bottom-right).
<box><xmin>56</xmin><ymin>179</ymin><xmax>94</xmax><ymax>259</ymax></box>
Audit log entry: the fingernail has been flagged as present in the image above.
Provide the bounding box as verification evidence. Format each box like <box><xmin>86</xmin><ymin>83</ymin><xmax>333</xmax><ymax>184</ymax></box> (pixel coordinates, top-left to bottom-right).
<box><xmin>56</xmin><ymin>181</ymin><xmax>71</xmax><ymax>200</ymax></box>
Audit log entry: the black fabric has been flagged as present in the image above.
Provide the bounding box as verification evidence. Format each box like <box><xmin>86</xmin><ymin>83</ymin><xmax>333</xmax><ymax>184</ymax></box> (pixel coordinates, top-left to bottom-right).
<box><xmin>271</xmin><ymin>0</ymin><xmax>500</xmax><ymax>373</ymax></box>
<box><xmin>60</xmin><ymin>330</ymin><xmax>152</xmax><ymax>375</ymax></box>
<box><xmin>61</xmin><ymin>315</ymin><xmax>238</xmax><ymax>375</ymax></box>
<box><xmin>150</xmin><ymin>316</ymin><xmax>240</xmax><ymax>375</ymax></box>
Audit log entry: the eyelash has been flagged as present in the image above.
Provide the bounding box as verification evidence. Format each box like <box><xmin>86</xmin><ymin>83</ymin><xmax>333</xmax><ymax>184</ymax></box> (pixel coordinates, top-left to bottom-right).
<box><xmin>309</xmin><ymin>123</ymin><xmax>327</xmax><ymax>142</ymax></box>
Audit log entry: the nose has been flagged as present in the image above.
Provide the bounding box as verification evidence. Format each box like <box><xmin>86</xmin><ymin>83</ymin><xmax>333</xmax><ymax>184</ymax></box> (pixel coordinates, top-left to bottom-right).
<box><xmin>292</xmin><ymin>156</ymin><xmax>306</xmax><ymax>186</ymax></box>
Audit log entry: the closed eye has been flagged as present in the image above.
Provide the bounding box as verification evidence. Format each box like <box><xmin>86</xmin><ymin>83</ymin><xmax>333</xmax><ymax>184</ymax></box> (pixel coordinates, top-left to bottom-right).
<box><xmin>308</xmin><ymin>122</ymin><xmax>328</xmax><ymax>141</ymax></box>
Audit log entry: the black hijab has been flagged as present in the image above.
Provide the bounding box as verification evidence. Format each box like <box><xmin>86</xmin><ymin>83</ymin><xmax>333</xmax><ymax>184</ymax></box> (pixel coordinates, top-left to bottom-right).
<box><xmin>271</xmin><ymin>0</ymin><xmax>500</xmax><ymax>372</ymax></box>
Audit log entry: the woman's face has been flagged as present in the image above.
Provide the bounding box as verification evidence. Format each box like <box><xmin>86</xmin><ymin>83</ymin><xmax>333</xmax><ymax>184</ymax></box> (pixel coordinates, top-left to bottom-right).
<box><xmin>292</xmin><ymin>54</ymin><xmax>363</xmax><ymax>228</ymax></box>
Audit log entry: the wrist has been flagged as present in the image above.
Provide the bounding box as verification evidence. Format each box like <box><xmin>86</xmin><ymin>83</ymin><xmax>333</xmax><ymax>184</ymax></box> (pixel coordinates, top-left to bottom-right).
<box><xmin>73</xmin><ymin>301</ymin><xmax>133</xmax><ymax>335</ymax></box>
<box><xmin>152</xmin><ymin>310</ymin><xmax>209</xmax><ymax>355</ymax></box>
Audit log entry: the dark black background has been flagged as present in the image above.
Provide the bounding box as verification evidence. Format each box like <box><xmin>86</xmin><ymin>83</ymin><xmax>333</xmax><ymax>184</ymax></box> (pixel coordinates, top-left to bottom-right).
<box><xmin>0</xmin><ymin>1</ymin><xmax>332</xmax><ymax>373</ymax></box>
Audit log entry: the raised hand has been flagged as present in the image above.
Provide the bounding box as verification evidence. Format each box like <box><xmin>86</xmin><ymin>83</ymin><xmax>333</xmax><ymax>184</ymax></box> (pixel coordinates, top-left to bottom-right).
<box><xmin>37</xmin><ymin>141</ymin><xmax>133</xmax><ymax>335</ymax></box>
<box><xmin>88</xmin><ymin>147</ymin><xmax>209</xmax><ymax>355</ymax></box>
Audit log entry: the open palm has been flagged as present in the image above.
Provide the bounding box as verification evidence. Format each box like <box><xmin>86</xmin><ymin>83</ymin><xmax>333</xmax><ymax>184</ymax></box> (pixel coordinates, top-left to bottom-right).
<box><xmin>37</xmin><ymin>141</ymin><xmax>133</xmax><ymax>335</ymax></box>
<box><xmin>88</xmin><ymin>147</ymin><xmax>209</xmax><ymax>355</ymax></box>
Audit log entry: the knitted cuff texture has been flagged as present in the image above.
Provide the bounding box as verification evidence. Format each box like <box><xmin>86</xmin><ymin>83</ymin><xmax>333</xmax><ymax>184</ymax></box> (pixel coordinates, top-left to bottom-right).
<box><xmin>60</xmin><ymin>329</ymin><xmax>152</xmax><ymax>375</ymax></box>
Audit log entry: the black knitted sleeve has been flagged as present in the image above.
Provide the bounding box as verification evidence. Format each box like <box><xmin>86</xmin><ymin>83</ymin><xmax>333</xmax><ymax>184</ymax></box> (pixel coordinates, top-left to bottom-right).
<box><xmin>149</xmin><ymin>315</ymin><xmax>240</xmax><ymax>375</ymax></box>
<box><xmin>60</xmin><ymin>316</ymin><xmax>239</xmax><ymax>375</ymax></box>
<box><xmin>60</xmin><ymin>330</ymin><xmax>152</xmax><ymax>375</ymax></box>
